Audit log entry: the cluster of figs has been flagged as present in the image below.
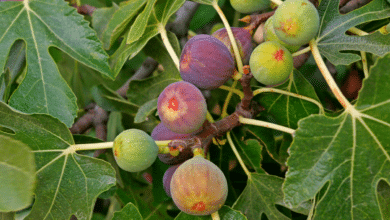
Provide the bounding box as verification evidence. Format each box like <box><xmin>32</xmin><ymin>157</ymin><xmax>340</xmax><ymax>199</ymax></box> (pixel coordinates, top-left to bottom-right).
<box><xmin>112</xmin><ymin>0</ymin><xmax>320</xmax><ymax>216</ymax></box>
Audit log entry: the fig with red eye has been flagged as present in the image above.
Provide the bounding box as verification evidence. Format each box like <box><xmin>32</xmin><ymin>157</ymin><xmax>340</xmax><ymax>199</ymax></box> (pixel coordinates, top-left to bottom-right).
<box><xmin>170</xmin><ymin>156</ymin><xmax>228</xmax><ymax>215</ymax></box>
<box><xmin>157</xmin><ymin>81</ymin><xmax>207</xmax><ymax>134</ymax></box>
<box><xmin>180</xmin><ymin>34</ymin><xmax>235</xmax><ymax>90</ymax></box>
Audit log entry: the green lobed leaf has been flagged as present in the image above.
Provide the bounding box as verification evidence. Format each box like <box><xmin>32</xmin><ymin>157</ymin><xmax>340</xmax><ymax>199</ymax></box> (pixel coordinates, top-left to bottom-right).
<box><xmin>109</xmin><ymin>15</ymin><xmax>160</xmax><ymax>76</ymax></box>
<box><xmin>92</xmin><ymin>3</ymin><xmax>119</xmax><ymax>43</ymax></box>
<box><xmin>90</xmin><ymin>84</ymin><xmax>139</xmax><ymax>116</ymax></box>
<box><xmin>316</xmin><ymin>0</ymin><xmax>390</xmax><ymax>66</ymax></box>
<box><xmin>134</xmin><ymin>98</ymin><xmax>157</xmax><ymax>123</ymax></box>
<box><xmin>99</xmin><ymin>0</ymin><xmax>147</xmax><ymax>50</ymax></box>
<box><xmin>189</xmin><ymin>0</ymin><xmax>215</xmax><ymax>5</ymax></box>
<box><xmin>112</xmin><ymin>202</ymin><xmax>142</xmax><ymax>220</ymax></box>
<box><xmin>283</xmin><ymin>54</ymin><xmax>390</xmax><ymax>219</ymax></box>
<box><xmin>154</xmin><ymin>0</ymin><xmax>186</xmax><ymax>25</ymax></box>
<box><xmin>109</xmin><ymin>0</ymin><xmax>185</xmax><ymax>76</ymax></box>
<box><xmin>126</xmin><ymin>0</ymin><xmax>157</xmax><ymax>44</ymax></box>
<box><xmin>254</xmin><ymin>69</ymin><xmax>322</xmax><ymax>129</ymax></box>
<box><xmin>377</xmin><ymin>180</ymin><xmax>390</xmax><ymax>219</ymax></box>
<box><xmin>231</xmin><ymin>130</ymin><xmax>265</xmax><ymax>173</ymax></box>
<box><xmin>0</xmin><ymin>102</ymin><xmax>116</xmax><ymax>220</ymax></box>
<box><xmin>0</xmin><ymin>135</ymin><xmax>36</xmax><ymax>212</ymax></box>
<box><xmin>174</xmin><ymin>205</ymin><xmax>247</xmax><ymax>219</ymax></box>
<box><xmin>233</xmin><ymin>174</ymin><xmax>294</xmax><ymax>220</ymax></box>
<box><xmin>1</xmin><ymin>40</ymin><xmax>25</xmax><ymax>102</ymax></box>
<box><xmin>0</xmin><ymin>0</ymin><xmax>114</xmax><ymax>127</ymax></box>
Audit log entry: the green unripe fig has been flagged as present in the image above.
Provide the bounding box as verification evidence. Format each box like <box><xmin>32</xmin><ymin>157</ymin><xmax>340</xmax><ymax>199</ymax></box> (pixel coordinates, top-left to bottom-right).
<box><xmin>230</xmin><ymin>0</ymin><xmax>270</xmax><ymax>14</ymax></box>
<box><xmin>273</xmin><ymin>0</ymin><xmax>319</xmax><ymax>46</ymax></box>
<box><xmin>264</xmin><ymin>16</ymin><xmax>301</xmax><ymax>53</ymax></box>
<box><xmin>249</xmin><ymin>41</ymin><xmax>293</xmax><ymax>86</ymax></box>
<box><xmin>113</xmin><ymin>129</ymin><xmax>158</xmax><ymax>172</ymax></box>
<box><xmin>170</xmin><ymin>156</ymin><xmax>228</xmax><ymax>215</ymax></box>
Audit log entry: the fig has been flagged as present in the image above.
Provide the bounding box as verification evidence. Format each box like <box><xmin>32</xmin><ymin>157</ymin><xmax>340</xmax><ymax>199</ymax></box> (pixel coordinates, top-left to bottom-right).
<box><xmin>264</xmin><ymin>16</ymin><xmax>301</xmax><ymax>53</ymax></box>
<box><xmin>212</xmin><ymin>27</ymin><xmax>253</xmax><ymax>64</ymax></box>
<box><xmin>113</xmin><ymin>129</ymin><xmax>158</xmax><ymax>172</ymax></box>
<box><xmin>170</xmin><ymin>156</ymin><xmax>228</xmax><ymax>216</ymax></box>
<box><xmin>230</xmin><ymin>0</ymin><xmax>270</xmax><ymax>14</ymax></box>
<box><xmin>249</xmin><ymin>41</ymin><xmax>293</xmax><ymax>86</ymax></box>
<box><xmin>180</xmin><ymin>35</ymin><xmax>235</xmax><ymax>90</ymax></box>
<box><xmin>273</xmin><ymin>0</ymin><xmax>320</xmax><ymax>46</ymax></box>
<box><xmin>151</xmin><ymin>123</ymin><xmax>196</xmax><ymax>165</ymax></box>
<box><xmin>163</xmin><ymin>164</ymin><xmax>180</xmax><ymax>197</ymax></box>
<box><xmin>157</xmin><ymin>81</ymin><xmax>207</xmax><ymax>134</ymax></box>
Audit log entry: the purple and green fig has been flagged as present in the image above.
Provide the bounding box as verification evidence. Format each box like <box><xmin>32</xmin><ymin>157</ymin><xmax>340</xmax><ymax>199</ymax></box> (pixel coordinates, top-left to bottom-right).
<box><xmin>151</xmin><ymin>122</ymin><xmax>197</xmax><ymax>165</ymax></box>
<box><xmin>157</xmin><ymin>81</ymin><xmax>207</xmax><ymax>134</ymax></box>
<box><xmin>163</xmin><ymin>164</ymin><xmax>180</xmax><ymax>197</ymax></box>
<box><xmin>249</xmin><ymin>41</ymin><xmax>293</xmax><ymax>86</ymax></box>
<box><xmin>180</xmin><ymin>34</ymin><xmax>235</xmax><ymax>90</ymax></box>
<box><xmin>273</xmin><ymin>0</ymin><xmax>319</xmax><ymax>46</ymax></box>
<box><xmin>170</xmin><ymin>156</ymin><xmax>228</xmax><ymax>215</ymax></box>
<box><xmin>212</xmin><ymin>27</ymin><xmax>253</xmax><ymax>64</ymax></box>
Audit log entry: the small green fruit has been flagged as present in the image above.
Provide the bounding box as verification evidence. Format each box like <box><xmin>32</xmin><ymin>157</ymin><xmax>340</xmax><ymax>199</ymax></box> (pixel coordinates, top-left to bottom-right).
<box><xmin>249</xmin><ymin>41</ymin><xmax>293</xmax><ymax>86</ymax></box>
<box><xmin>273</xmin><ymin>0</ymin><xmax>319</xmax><ymax>46</ymax></box>
<box><xmin>113</xmin><ymin>129</ymin><xmax>158</xmax><ymax>172</ymax></box>
<box><xmin>230</xmin><ymin>0</ymin><xmax>270</xmax><ymax>14</ymax></box>
<box><xmin>264</xmin><ymin>16</ymin><xmax>301</xmax><ymax>53</ymax></box>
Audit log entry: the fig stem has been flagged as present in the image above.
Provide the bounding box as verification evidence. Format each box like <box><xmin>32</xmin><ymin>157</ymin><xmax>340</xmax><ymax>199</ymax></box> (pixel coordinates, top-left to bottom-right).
<box><xmin>310</xmin><ymin>39</ymin><xmax>352</xmax><ymax>110</ymax></box>
<box><xmin>253</xmin><ymin>87</ymin><xmax>324</xmax><ymax>114</ymax></box>
<box><xmin>221</xmin><ymin>80</ymin><xmax>238</xmax><ymax>118</ymax></box>
<box><xmin>70</xmin><ymin>142</ymin><xmax>114</xmax><ymax>151</ymax></box>
<box><xmin>226</xmin><ymin>131</ymin><xmax>252</xmax><ymax>178</ymax></box>
<box><xmin>158</xmin><ymin>145</ymin><xmax>170</xmax><ymax>154</ymax></box>
<box><xmin>292</xmin><ymin>46</ymin><xmax>311</xmax><ymax>57</ymax></box>
<box><xmin>158</xmin><ymin>23</ymin><xmax>180</xmax><ymax>71</ymax></box>
<box><xmin>348</xmin><ymin>27</ymin><xmax>369</xmax><ymax>78</ymax></box>
<box><xmin>360</xmin><ymin>51</ymin><xmax>368</xmax><ymax>78</ymax></box>
<box><xmin>155</xmin><ymin>140</ymin><xmax>172</xmax><ymax>146</ymax></box>
<box><xmin>212</xmin><ymin>1</ymin><xmax>244</xmax><ymax>73</ymax></box>
<box><xmin>270</xmin><ymin>0</ymin><xmax>283</xmax><ymax>6</ymax></box>
<box><xmin>211</xmin><ymin>211</ymin><xmax>221</xmax><ymax>220</ymax></box>
<box><xmin>207</xmin><ymin>111</ymin><xmax>215</xmax><ymax>123</ymax></box>
<box><xmin>239</xmin><ymin>116</ymin><xmax>296</xmax><ymax>135</ymax></box>
<box><xmin>219</xmin><ymin>85</ymin><xmax>244</xmax><ymax>99</ymax></box>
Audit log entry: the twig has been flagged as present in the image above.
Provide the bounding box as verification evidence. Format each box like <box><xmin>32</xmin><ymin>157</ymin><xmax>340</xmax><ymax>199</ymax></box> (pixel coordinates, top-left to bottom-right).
<box><xmin>239</xmin><ymin>11</ymin><xmax>275</xmax><ymax>33</ymax></box>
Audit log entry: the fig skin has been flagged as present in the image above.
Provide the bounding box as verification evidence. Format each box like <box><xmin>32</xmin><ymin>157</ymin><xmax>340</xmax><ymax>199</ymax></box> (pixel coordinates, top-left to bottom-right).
<box><xmin>264</xmin><ymin>17</ymin><xmax>301</xmax><ymax>53</ymax></box>
<box><xmin>212</xmin><ymin>27</ymin><xmax>253</xmax><ymax>64</ymax></box>
<box><xmin>113</xmin><ymin>129</ymin><xmax>158</xmax><ymax>172</ymax></box>
<box><xmin>163</xmin><ymin>164</ymin><xmax>180</xmax><ymax>197</ymax></box>
<box><xmin>170</xmin><ymin>156</ymin><xmax>228</xmax><ymax>216</ymax></box>
<box><xmin>230</xmin><ymin>0</ymin><xmax>270</xmax><ymax>14</ymax></box>
<box><xmin>151</xmin><ymin>123</ymin><xmax>196</xmax><ymax>165</ymax></box>
<box><xmin>180</xmin><ymin>35</ymin><xmax>235</xmax><ymax>90</ymax></box>
<box><xmin>249</xmin><ymin>41</ymin><xmax>293</xmax><ymax>86</ymax></box>
<box><xmin>273</xmin><ymin>0</ymin><xmax>319</xmax><ymax>46</ymax></box>
<box><xmin>157</xmin><ymin>81</ymin><xmax>207</xmax><ymax>134</ymax></box>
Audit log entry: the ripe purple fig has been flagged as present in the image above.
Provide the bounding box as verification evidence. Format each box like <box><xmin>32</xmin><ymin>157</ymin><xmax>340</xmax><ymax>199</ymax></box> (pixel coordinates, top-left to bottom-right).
<box><xmin>157</xmin><ymin>81</ymin><xmax>207</xmax><ymax>134</ymax></box>
<box><xmin>163</xmin><ymin>164</ymin><xmax>180</xmax><ymax>197</ymax></box>
<box><xmin>180</xmin><ymin>35</ymin><xmax>235</xmax><ymax>90</ymax></box>
<box><xmin>170</xmin><ymin>156</ymin><xmax>228</xmax><ymax>215</ymax></box>
<box><xmin>212</xmin><ymin>27</ymin><xmax>253</xmax><ymax>64</ymax></box>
